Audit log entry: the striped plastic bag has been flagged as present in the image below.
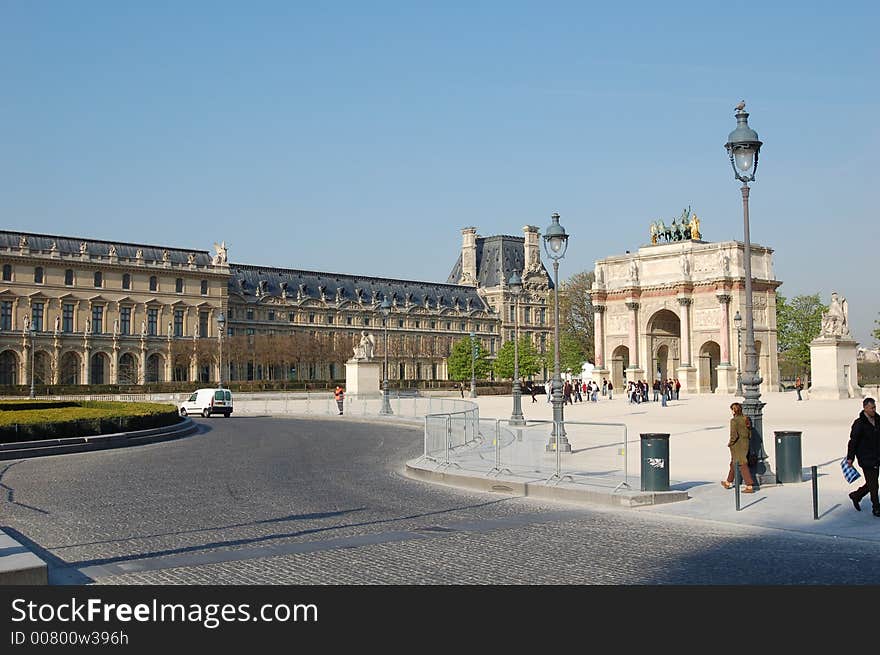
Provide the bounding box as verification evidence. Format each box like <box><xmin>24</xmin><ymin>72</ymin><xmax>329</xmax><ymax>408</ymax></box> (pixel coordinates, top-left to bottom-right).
<box><xmin>841</xmin><ymin>458</ymin><xmax>861</xmax><ymax>484</ymax></box>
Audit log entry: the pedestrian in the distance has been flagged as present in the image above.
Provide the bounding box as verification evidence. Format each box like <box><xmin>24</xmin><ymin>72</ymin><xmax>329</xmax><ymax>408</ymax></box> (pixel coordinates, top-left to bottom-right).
<box><xmin>795</xmin><ymin>376</ymin><xmax>804</xmax><ymax>401</ymax></box>
<box><xmin>530</xmin><ymin>383</ymin><xmax>537</xmax><ymax>403</ymax></box>
<box><xmin>607</xmin><ymin>380</ymin><xmax>613</xmax><ymax>400</ymax></box>
<box><xmin>721</xmin><ymin>402</ymin><xmax>755</xmax><ymax>493</ymax></box>
<box><xmin>459</xmin><ymin>382</ymin><xmax>465</xmax><ymax>398</ymax></box>
<box><xmin>846</xmin><ymin>397</ymin><xmax>880</xmax><ymax>516</ymax></box>
<box><xmin>334</xmin><ymin>385</ymin><xmax>345</xmax><ymax>415</ymax></box>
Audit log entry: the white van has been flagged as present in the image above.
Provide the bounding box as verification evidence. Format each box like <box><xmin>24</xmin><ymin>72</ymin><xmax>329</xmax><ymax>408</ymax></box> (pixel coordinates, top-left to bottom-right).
<box><xmin>179</xmin><ymin>388</ymin><xmax>234</xmax><ymax>418</ymax></box>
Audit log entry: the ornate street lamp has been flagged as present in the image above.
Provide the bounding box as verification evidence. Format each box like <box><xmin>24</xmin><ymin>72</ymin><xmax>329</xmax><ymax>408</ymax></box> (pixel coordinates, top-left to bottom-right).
<box><xmin>543</xmin><ymin>212</ymin><xmax>571</xmax><ymax>452</ymax></box>
<box><xmin>29</xmin><ymin>321</ymin><xmax>36</xmax><ymax>399</ymax></box>
<box><xmin>733</xmin><ymin>310</ymin><xmax>743</xmax><ymax>396</ymax></box>
<box><xmin>508</xmin><ymin>270</ymin><xmax>524</xmax><ymax>426</ymax></box>
<box><xmin>469</xmin><ymin>331</ymin><xmax>477</xmax><ymax>398</ymax></box>
<box><xmin>725</xmin><ymin>101</ymin><xmax>772</xmax><ymax>483</ymax></box>
<box><xmin>217</xmin><ymin>311</ymin><xmax>225</xmax><ymax>388</ymax></box>
<box><xmin>378</xmin><ymin>297</ymin><xmax>393</xmax><ymax>415</ymax></box>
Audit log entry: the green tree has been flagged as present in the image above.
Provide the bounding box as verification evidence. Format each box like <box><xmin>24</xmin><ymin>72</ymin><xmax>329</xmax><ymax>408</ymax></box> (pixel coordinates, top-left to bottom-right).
<box><xmin>447</xmin><ymin>336</ymin><xmax>492</xmax><ymax>381</ymax></box>
<box><xmin>546</xmin><ymin>270</ymin><xmax>595</xmax><ymax>364</ymax></box>
<box><xmin>873</xmin><ymin>314</ymin><xmax>880</xmax><ymax>347</ymax></box>
<box><xmin>493</xmin><ymin>336</ymin><xmax>542</xmax><ymax>380</ymax></box>
<box><xmin>543</xmin><ymin>333</ymin><xmax>588</xmax><ymax>376</ymax></box>
<box><xmin>776</xmin><ymin>292</ymin><xmax>826</xmax><ymax>377</ymax></box>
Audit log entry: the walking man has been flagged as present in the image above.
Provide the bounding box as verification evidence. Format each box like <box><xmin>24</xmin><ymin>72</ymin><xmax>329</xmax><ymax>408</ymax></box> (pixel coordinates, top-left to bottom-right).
<box><xmin>795</xmin><ymin>376</ymin><xmax>804</xmax><ymax>401</ymax></box>
<box><xmin>847</xmin><ymin>397</ymin><xmax>880</xmax><ymax>516</ymax></box>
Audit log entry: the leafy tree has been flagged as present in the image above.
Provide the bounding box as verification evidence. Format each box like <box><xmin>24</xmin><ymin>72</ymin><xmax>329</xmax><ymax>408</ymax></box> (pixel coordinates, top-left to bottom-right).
<box><xmin>873</xmin><ymin>314</ymin><xmax>880</xmax><ymax>347</ymax></box>
<box><xmin>447</xmin><ymin>335</ymin><xmax>492</xmax><ymax>381</ymax></box>
<box><xmin>776</xmin><ymin>292</ymin><xmax>826</xmax><ymax>376</ymax></box>
<box><xmin>543</xmin><ymin>333</ymin><xmax>588</xmax><ymax>376</ymax></box>
<box><xmin>548</xmin><ymin>270</ymin><xmax>595</xmax><ymax>363</ymax></box>
<box><xmin>493</xmin><ymin>336</ymin><xmax>542</xmax><ymax>380</ymax></box>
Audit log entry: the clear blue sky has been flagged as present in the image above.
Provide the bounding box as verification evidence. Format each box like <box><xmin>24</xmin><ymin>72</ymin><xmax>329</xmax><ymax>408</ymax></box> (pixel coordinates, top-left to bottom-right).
<box><xmin>2</xmin><ymin>1</ymin><xmax>878</xmax><ymax>345</ymax></box>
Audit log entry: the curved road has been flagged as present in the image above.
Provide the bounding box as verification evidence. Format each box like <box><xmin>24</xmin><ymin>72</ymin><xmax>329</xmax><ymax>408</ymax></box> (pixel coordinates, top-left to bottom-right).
<box><xmin>1</xmin><ymin>416</ymin><xmax>879</xmax><ymax>584</ymax></box>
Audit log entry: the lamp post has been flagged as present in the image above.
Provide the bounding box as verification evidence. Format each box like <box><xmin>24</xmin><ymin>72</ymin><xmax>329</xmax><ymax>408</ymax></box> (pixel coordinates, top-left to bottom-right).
<box><xmin>378</xmin><ymin>298</ymin><xmax>393</xmax><ymax>415</ymax></box>
<box><xmin>543</xmin><ymin>212</ymin><xmax>571</xmax><ymax>452</ymax></box>
<box><xmin>725</xmin><ymin>101</ymin><xmax>772</xmax><ymax>483</ymax></box>
<box><xmin>508</xmin><ymin>270</ymin><xmax>524</xmax><ymax>426</ymax></box>
<box><xmin>734</xmin><ymin>310</ymin><xmax>743</xmax><ymax>396</ymax></box>
<box><xmin>217</xmin><ymin>311</ymin><xmax>225</xmax><ymax>388</ymax></box>
<box><xmin>29</xmin><ymin>322</ymin><xmax>36</xmax><ymax>399</ymax></box>
<box><xmin>469</xmin><ymin>331</ymin><xmax>477</xmax><ymax>398</ymax></box>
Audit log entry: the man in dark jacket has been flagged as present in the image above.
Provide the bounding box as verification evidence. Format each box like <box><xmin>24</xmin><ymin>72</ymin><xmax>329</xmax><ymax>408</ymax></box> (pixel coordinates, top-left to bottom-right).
<box><xmin>847</xmin><ymin>397</ymin><xmax>880</xmax><ymax>515</ymax></box>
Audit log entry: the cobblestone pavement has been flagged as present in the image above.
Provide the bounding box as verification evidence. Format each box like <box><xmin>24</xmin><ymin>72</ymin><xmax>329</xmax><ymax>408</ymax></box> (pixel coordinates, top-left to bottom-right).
<box><xmin>3</xmin><ymin>416</ymin><xmax>880</xmax><ymax>584</ymax></box>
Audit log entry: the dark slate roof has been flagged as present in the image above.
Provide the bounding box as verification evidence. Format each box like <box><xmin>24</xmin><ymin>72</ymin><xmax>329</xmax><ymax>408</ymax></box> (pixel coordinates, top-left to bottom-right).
<box><xmin>229</xmin><ymin>264</ymin><xmax>492</xmax><ymax>312</ymax></box>
<box><xmin>446</xmin><ymin>235</ymin><xmax>553</xmax><ymax>289</ymax></box>
<box><xmin>0</xmin><ymin>230</ymin><xmax>213</xmax><ymax>266</ymax></box>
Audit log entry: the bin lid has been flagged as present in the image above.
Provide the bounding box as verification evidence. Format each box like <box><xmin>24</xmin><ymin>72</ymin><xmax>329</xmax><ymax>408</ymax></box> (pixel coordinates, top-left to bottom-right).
<box><xmin>640</xmin><ymin>433</ymin><xmax>670</xmax><ymax>439</ymax></box>
<box><xmin>773</xmin><ymin>430</ymin><xmax>803</xmax><ymax>436</ymax></box>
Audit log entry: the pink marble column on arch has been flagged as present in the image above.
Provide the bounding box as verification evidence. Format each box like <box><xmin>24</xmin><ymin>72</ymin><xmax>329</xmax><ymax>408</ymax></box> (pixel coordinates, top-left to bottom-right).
<box><xmin>717</xmin><ymin>293</ymin><xmax>732</xmax><ymax>365</ymax></box>
<box><xmin>625</xmin><ymin>301</ymin><xmax>639</xmax><ymax>368</ymax></box>
<box><xmin>593</xmin><ymin>305</ymin><xmax>606</xmax><ymax>368</ymax></box>
<box><xmin>677</xmin><ymin>297</ymin><xmax>692</xmax><ymax>366</ymax></box>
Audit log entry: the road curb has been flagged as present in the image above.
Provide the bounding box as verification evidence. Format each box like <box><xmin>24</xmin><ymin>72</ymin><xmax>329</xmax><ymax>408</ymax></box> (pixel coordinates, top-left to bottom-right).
<box><xmin>0</xmin><ymin>418</ymin><xmax>199</xmax><ymax>460</ymax></box>
<box><xmin>405</xmin><ymin>461</ymin><xmax>689</xmax><ymax>508</ymax></box>
<box><xmin>0</xmin><ymin>528</ymin><xmax>48</xmax><ymax>585</ymax></box>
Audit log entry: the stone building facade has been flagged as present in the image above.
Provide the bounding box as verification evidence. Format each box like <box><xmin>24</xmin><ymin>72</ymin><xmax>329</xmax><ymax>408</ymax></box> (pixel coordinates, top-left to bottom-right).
<box><xmin>591</xmin><ymin>239</ymin><xmax>781</xmax><ymax>394</ymax></box>
<box><xmin>0</xmin><ymin>226</ymin><xmax>554</xmax><ymax>387</ymax></box>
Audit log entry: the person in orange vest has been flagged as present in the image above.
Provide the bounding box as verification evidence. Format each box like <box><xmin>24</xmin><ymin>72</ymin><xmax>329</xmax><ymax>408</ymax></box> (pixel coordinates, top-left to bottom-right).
<box><xmin>334</xmin><ymin>385</ymin><xmax>345</xmax><ymax>415</ymax></box>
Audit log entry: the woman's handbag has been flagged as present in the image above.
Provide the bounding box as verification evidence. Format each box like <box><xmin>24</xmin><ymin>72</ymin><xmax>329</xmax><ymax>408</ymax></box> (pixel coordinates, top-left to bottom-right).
<box><xmin>841</xmin><ymin>458</ymin><xmax>861</xmax><ymax>484</ymax></box>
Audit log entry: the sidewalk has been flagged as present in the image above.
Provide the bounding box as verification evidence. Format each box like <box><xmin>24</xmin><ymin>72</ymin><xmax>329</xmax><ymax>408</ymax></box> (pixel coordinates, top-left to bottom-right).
<box><xmin>408</xmin><ymin>390</ymin><xmax>880</xmax><ymax>543</ymax></box>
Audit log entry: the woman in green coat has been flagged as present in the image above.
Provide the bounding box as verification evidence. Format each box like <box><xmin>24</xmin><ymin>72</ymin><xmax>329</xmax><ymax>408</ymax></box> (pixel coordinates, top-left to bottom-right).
<box><xmin>721</xmin><ymin>402</ymin><xmax>756</xmax><ymax>492</ymax></box>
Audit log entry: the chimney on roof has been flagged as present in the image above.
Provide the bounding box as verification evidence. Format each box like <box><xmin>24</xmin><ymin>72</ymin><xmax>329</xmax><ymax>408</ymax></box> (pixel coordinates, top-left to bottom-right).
<box><xmin>459</xmin><ymin>227</ymin><xmax>478</xmax><ymax>287</ymax></box>
<box><xmin>523</xmin><ymin>225</ymin><xmax>541</xmax><ymax>275</ymax></box>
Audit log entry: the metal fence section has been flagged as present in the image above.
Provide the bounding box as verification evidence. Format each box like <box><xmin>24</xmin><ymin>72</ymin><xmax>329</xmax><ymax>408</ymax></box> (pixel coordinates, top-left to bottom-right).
<box><xmin>418</xmin><ymin>418</ymin><xmax>631</xmax><ymax>491</ymax></box>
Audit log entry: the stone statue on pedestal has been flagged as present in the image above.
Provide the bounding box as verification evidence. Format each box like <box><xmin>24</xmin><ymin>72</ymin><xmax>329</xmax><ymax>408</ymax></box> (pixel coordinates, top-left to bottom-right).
<box><xmin>820</xmin><ymin>292</ymin><xmax>850</xmax><ymax>338</ymax></box>
<box><xmin>352</xmin><ymin>331</ymin><xmax>376</xmax><ymax>360</ymax></box>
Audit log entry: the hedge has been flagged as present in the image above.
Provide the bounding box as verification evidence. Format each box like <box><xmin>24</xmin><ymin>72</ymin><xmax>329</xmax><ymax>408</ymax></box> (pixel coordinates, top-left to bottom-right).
<box><xmin>0</xmin><ymin>401</ymin><xmax>180</xmax><ymax>444</ymax></box>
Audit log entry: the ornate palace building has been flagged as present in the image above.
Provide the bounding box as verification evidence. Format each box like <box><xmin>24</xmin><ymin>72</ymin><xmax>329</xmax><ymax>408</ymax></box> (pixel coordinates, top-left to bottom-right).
<box><xmin>0</xmin><ymin>226</ymin><xmax>553</xmax><ymax>387</ymax></box>
<box><xmin>591</xmin><ymin>230</ymin><xmax>781</xmax><ymax>395</ymax></box>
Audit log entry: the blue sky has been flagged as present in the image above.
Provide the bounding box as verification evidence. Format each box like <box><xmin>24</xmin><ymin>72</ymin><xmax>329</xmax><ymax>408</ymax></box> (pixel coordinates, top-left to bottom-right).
<box><xmin>2</xmin><ymin>1</ymin><xmax>878</xmax><ymax>345</ymax></box>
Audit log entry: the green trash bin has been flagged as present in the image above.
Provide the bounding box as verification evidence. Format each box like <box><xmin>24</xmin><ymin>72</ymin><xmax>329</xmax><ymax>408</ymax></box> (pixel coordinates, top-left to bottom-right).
<box><xmin>774</xmin><ymin>431</ymin><xmax>803</xmax><ymax>483</ymax></box>
<box><xmin>640</xmin><ymin>433</ymin><xmax>670</xmax><ymax>491</ymax></box>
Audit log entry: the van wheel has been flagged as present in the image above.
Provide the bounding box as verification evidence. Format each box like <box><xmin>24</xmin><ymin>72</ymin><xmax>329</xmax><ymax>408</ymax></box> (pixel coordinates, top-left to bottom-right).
<box><xmin>202</xmin><ymin>408</ymin><xmax>211</xmax><ymax>418</ymax></box>
<box><xmin>179</xmin><ymin>408</ymin><xmax>187</xmax><ymax>417</ymax></box>
<box><xmin>224</xmin><ymin>412</ymin><xmax>231</xmax><ymax>418</ymax></box>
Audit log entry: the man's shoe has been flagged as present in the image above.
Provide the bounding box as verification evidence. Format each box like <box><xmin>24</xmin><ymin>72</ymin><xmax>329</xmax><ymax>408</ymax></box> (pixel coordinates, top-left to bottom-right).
<box><xmin>850</xmin><ymin>492</ymin><xmax>862</xmax><ymax>512</ymax></box>
<box><xmin>873</xmin><ymin>509</ymin><xmax>880</xmax><ymax>518</ymax></box>
<box><xmin>720</xmin><ymin>481</ymin><xmax>733</xmax><ymax>489</ymax></box>
<box><xmin>742</xmin><ymin>485</ymin><xmax>755</xmax><ymax>494</ymax></box>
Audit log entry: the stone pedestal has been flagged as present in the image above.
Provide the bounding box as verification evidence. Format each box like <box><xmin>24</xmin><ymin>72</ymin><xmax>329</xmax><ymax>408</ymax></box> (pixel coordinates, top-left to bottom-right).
<box><xmin>676</xmin><ymin>366</ymin><xmax>697</xmax><ymax>395</ymax></box>
<box><xmin>714</xmin><ymin>365</ymin><xmax>737</xmax><ymax>394</ymax></box>
<box><xmin>624</xmin><ymin>367</ymin><xmax>645</xmax><ymax>385</ymax></box>
<box><xmin>591</xmin><ymin>368</ymin><xmax>610</xmax><ymax>388</ymax></box>
<box><xmin>345</xmin><ymin>359</ymin><xmax>382</xmax><ymax>397</ymax></box>
<box><xmin>809</xmin><ymin>337</ymin><xmax>861</xmax><ymax>400</ymax></box>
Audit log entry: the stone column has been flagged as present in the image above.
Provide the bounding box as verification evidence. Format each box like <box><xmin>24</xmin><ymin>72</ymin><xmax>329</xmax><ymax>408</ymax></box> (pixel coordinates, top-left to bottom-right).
<box><xmin>626</xmin><ymin>301</ymin><xmax>639</xmax><ymax>368</ymax></box>
<box><xmin>717</xmin><ymin>293</ymin><xmax>732</xmax><ymax>365</ymax></box>
<box><xmin>676</xmin><ymin>296</ymin><xmax>697</xmax><ymax>394</ymax></box>
<box><xmin>715</xmin><ymin>292</ymin><xmax>736</xmax><ymax>394</ymax></box>
<box><xmin>53</xmin><ymin>336</ymin><xmax>61</xmax><ymax>385</ymax></box>
<box><xmin>594</xmin><ymin>305</ymin><xmax>606</xmax><ymax>368</ymax></box>
<box><xmin>625</xmin><ymin>300</ymin><xmax>645</xmax><ymax>381</ymax></box>
<box><xmin>111</xmin><ymin>337</ymin><xmax>119</xmax><ymax>384</ymax></box>
<box><xmin>140</xmin><ymin>339</ymin><xmax>147</xmax><ymax>385</ymax></box>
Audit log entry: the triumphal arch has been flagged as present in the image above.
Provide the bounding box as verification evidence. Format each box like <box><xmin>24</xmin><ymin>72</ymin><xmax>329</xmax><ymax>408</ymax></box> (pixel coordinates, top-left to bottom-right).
<box><xmin>590</xmin><ymin>215</ymin><xmax>781</xmax><ymax>395</ymax></box>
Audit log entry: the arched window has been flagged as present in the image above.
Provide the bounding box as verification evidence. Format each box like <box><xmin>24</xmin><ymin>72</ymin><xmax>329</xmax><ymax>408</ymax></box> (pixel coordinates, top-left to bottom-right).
<box><xmin>34</xmin><ymin>267</ymin><xmax>44</xmax><ymax>284</ymax></box>
<box><xmin>122</xmin><ymin>273</ymin><xmax>131</xmax><ymax>290</ymax></box>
